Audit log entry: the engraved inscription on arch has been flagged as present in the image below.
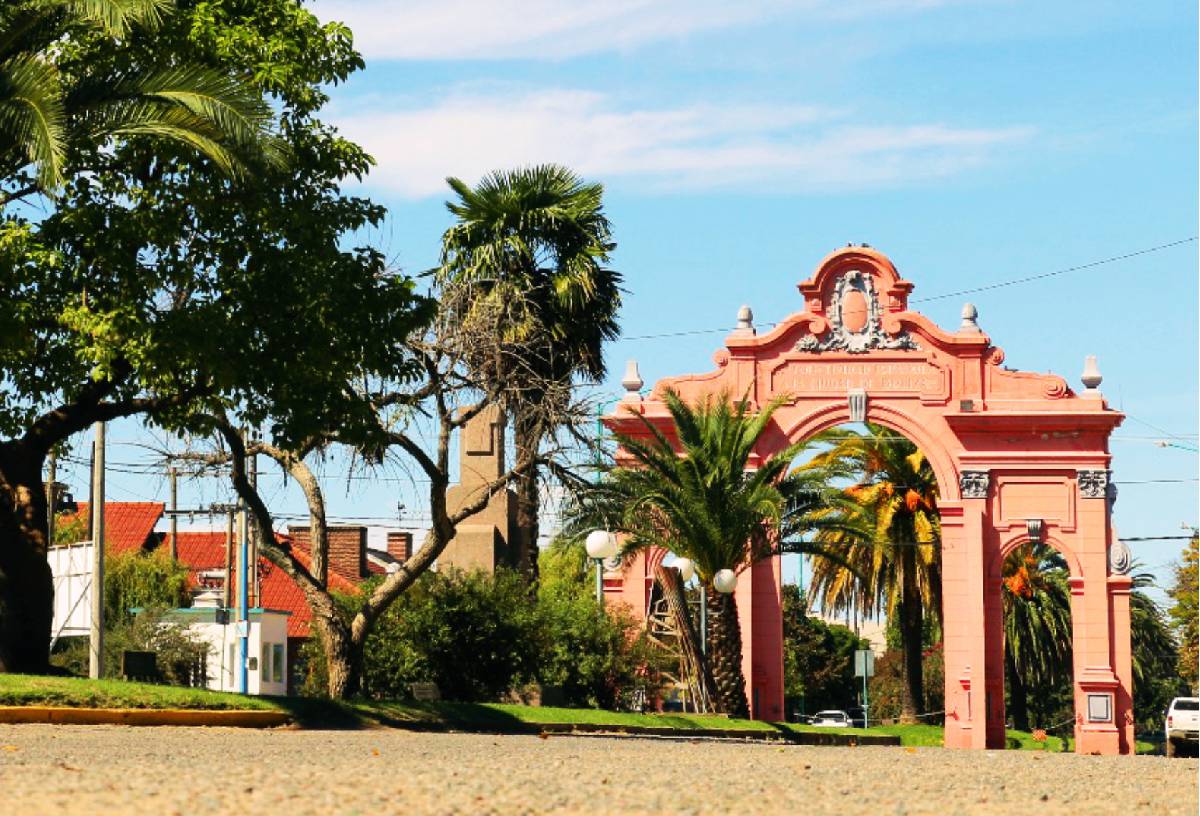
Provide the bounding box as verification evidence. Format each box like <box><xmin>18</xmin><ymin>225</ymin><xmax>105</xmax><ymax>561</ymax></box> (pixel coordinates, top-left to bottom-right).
<box><xmin>770</xmin><ymin>359</ymin><xmax>946</xmax><ymax>398</ymax></box>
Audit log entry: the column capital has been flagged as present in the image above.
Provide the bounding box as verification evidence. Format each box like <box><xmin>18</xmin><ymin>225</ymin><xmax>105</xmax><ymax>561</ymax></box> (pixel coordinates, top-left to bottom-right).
<box><xmin>959</xmin><ymin>470</ymin><xmax>990</xmax><ymax>499</ymax></box>
<box><xmin>1077</xmin><ymin>469</ymin><xmax>1109</xmax><ymax>499</ymax></box>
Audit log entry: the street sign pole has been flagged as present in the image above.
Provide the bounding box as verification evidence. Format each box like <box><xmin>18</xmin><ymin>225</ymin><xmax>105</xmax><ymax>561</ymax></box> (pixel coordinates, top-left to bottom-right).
<box><xmin>854</xmin><ymin>648</ymin><xmax>874</xmax><ymax>728</ymax></box>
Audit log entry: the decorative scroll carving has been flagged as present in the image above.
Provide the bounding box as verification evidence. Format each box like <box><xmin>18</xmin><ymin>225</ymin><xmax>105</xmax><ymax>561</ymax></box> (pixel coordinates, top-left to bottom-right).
<box><xmin>959</xmin><ymin>470</ymin><xmax>990</xmax><ymax>499</ymax></box>
<box><xmin>1042</xmin><ymin>376</ymin><xmax>1069</xmax><ymax>399</ymax></box>
<box><xmin>797</xmin><ymin>270</ymin><xmax>919</xmax><ymax>354</ymax></box>
<box><xmin>1077</xmin><ymin>470</ymin><xmax>1109</xmax><ymax>499</ymax></box>
<box><xmin>1108</xmin><ymin>537</ymin><xmax>1132</xmax><ymax>575</ymax></box>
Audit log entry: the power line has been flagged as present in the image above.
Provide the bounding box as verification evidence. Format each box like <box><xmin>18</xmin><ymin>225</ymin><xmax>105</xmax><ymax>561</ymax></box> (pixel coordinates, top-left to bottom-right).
<box><xmin>910</xmin><ymin>237</ymin><xmax>1198</xmax><ymax>303</ymax></box>
<box><xmin>619</xmin><ymin>236</ymin><xmax>1197</xmax><ymax>341</ymax></box>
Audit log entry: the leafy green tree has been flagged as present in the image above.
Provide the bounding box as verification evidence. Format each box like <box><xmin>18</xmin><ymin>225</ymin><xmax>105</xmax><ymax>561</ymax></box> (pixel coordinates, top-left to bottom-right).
<box><xmin>0</xmin><ymin>0</ymin><xmax>430</xmax><ymax>673</ymax></box>
<box><xmin>437</xmin><ymin>165</ymin><xmax>622</xmax><ymax>575</ymax></box>
<box><xmin>1168</xmin><ymin>535</ymin><xmax>1199</xmax><ymax>694</ymax></box>
<box><xmin>1</xmin><ymin>0</ymin><xmax>277</xmax><ymax>201</ymax></box>
<box><xmin>782</xmin><ymin>583</ymin><xmax>868</xmax><ymax>717</ymax></box>
<box><xmin>103</xmin><ymin>549</ymin><xmax>191</xmax><ymax>623</ymax></box>
<box><xmin>572</xmin><ymin>390</ymin><xmax>843</xmax><ymax>717</ymax></box>
<box><xmin>801</xmin><ymin>424</ymin><xmax>941</xmax><ymax>722</ymax></box>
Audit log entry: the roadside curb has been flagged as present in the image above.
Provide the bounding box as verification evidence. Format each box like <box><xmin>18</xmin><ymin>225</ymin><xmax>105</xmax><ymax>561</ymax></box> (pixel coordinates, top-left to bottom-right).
<box><xmin>0</xmin><ymin>705</ymin><xmax>899</xmax><ymax>745</ymax></box>
<box><xmin>0</xmin><ymin>705</ymin><xmax>289</xmax><ymax>728</ymax></box>
<box><xmin>530</xmin><ymin>722</ymin><xmax>900</xmax><ymax>746</ymax></box>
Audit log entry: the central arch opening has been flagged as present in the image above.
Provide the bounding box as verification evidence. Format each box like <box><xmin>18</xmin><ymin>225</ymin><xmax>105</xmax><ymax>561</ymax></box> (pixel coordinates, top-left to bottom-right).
<box><xmin>781</xmin><ymin>421</ymin><xmax>944</xmax><ymax>728</ymax></box>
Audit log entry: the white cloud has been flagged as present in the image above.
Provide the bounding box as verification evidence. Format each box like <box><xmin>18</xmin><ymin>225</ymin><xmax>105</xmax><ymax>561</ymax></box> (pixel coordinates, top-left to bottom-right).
<box><xmin>311</xmin><ymin>0</ymin><xmax>966</xmax><ymax>60</ymax></box>
<box><xmin>332</xmin><ymin>88</ymin><xmax>1032</xmax><ymax>198</ymax></box>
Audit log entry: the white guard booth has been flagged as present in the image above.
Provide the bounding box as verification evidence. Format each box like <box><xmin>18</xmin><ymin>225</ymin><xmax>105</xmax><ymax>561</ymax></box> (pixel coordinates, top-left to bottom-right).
<box><xmin>161</xmin><ymin>591</ymin><xmax>290</xmax><ymax>696</ymax></box>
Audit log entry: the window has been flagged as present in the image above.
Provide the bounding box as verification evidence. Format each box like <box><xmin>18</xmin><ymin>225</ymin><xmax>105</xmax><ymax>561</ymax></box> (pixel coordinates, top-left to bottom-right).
<box><xmin>261</xmin><ymin>642</ymin><xmax>270</xmax><ymax>678</ymax></box>
<box><xmin>1173</xmin><ymin>699</ymin><xmax>1199</xmax><ymax>711</ymax></box>
<box><xmin>273</xmin><ymin>643</ymin><xmax>284</xmax><ymax>683</ymax></box>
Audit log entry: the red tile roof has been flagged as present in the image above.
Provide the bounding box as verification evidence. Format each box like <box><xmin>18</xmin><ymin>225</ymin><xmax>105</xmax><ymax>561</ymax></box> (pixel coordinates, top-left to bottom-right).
<box><xmin>172</xmin><ymin>531</ymin><xmax>359</xmax><ymax>638</ymax></box>
<box><xmin>67</xmin><ymin>502</ymin><xmax>164</xmax><ymax>554</ymax></box>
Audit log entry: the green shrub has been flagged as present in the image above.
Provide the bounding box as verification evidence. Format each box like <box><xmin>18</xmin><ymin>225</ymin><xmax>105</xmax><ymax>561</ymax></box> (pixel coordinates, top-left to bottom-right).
<box><xmin>50</xmin><ymin>609</ymin><xmax>209</xmax><ymax>686</ymax></box>
<box><xmin>357</xmin><ymin>569</ymin><xmax>541</xmax><ymax>701</ymax></box>
<box><xmin>302</xmin><ymin>541</ymin><xmax>662</xmax><ymax>707</ymax></box>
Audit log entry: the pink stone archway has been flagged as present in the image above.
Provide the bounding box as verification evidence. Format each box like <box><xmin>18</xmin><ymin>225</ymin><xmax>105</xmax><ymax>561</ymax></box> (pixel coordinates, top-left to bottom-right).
<box><xmin>603</xmin><ymin>246</ymin><xmax>1133</xmax><ymax>755</ymax></box>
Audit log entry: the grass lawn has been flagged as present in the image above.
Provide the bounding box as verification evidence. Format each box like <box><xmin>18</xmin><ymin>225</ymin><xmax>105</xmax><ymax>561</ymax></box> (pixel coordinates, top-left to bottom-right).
<box><xmin>1</xmin><ymin>674</ymin><xmax>1144</xmax><ymax>751</ymax></box>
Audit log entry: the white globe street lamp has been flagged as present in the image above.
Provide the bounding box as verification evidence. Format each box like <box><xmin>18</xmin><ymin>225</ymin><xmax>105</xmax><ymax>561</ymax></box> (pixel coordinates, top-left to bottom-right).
<box><xmin>673</xmin><ymin>556</ymin><xmax>695</xmax><ymax>583</ymax></box>
<box><xmin>713</xmin><ymin>568</ymin><xmax>738</xmax><ymax>594</ymax></box>
<box><xmin>586</xmin><ymin>530</ymin><xmax>618</xmax><ymax>603</ymax></box>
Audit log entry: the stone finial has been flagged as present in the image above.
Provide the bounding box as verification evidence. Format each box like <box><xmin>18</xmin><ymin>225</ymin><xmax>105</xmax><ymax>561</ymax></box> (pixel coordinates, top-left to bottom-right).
<box><xmin>959</xmin><ymin>302</ymin><xmax>981</xmax><ymax>333</ymax></box>
<box><xmin>735</xmin><ymin>304</ymin><xmax>754</xmax><ymax>333</ymax></box>
<box><xmin>621</xmin><ymin>359</ymin><xmax>644</xmax><ymax>401</ymax></box>
<box><xmin>1081</xmin><ymin>355</ymin><xmax>1102</xmax><ymax>397</ymax></box>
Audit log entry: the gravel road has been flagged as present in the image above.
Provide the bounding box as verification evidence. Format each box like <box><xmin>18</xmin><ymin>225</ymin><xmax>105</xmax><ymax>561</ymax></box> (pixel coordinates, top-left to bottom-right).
<box><xmin>0</xmin><ymin>725</ymin><xmax>1195</xmax><ymax>815</ymax></box>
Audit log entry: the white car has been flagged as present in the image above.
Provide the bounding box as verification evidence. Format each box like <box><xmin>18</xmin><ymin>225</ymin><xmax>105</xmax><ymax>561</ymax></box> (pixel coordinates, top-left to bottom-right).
<box><xmin>810</xmin><ymin>710</ymin><xmax>852</xmax><ymax>728</ymax></box>
<box><xmin>1164</xmin><ymin>697</ymin><xmax>1199</xmax><ymax>758</ymax></box>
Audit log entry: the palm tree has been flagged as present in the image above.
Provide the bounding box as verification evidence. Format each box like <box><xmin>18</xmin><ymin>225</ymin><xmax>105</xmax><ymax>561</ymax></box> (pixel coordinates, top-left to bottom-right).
<box><xmin>1000</xmin><ymin>542</ymin><xmax>1072</xmax><ymax>731</ymax></box>
<box><xmin>1</xmin><ymin>0</ymin><xmax>278</xmax><ymax>202</ymax></box>
<box><xmin>801</xmin><ymin>424</ymin><xmax>941</xmax><ymax>723</ymax></box>
<box><xmin>437</xmin><ymin>165</ymin><xmax>621</xmax><ymax>574</ymax></box>
<box><xmin>571</xmin><ymin>389</ymin><xmax>844</xmax><ymax>716</ymax></box>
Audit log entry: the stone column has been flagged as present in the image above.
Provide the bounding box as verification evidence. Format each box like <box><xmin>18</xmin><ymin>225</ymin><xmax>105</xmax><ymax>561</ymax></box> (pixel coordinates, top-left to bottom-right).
<box><xmin>1071</xmin><ymin>469</ymin><xmax>1122</xmax><ymax>755</ymax></box>
<box><xmin>735</xmin><ymin>554</ymin><xmax>784</xmax><ymax>721</ymax></box>
<box><xmin>1108</xmin><ymin>574</ymin><xmax>1135</xmax><ymax>754</ymax></box>
<box><xmin>938</xmin><ymin>500</ymin><xmax>971</xmax><ymax>749</ymax></box>
<box><xmin>947</xmin><ymin>470</ymin><xmax>996</xmax><ymax>749</ymax></box>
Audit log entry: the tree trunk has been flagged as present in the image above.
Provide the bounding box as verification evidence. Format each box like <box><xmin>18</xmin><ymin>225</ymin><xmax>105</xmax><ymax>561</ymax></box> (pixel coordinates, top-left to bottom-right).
<box><xmin>0</xmin><ymin>442</ymin><xmax>53</xmax><ymax>673</ymax></box>
<box><xmin>899</xmin><ymin>564</ymin><xmax>924</xmax><ymax>724</ymax></box>
<box><xmin>317</xmin><ymin>617</ymin><xmax>360</xmax><ymax>699</ymax></box>
<box><xmin>705</xmin><ymin>587</ymin><xmax>749</xmax><ymax>718</ymax></box>
<box><xmin>1005</xmin><ymin>643</ymin><xmax>1030</xmax><ymax>732</ymax></box>
<box><xmin>512</xmin><ymin>405</ymin><xmax>540</xmax><ymax>579</ymax></box>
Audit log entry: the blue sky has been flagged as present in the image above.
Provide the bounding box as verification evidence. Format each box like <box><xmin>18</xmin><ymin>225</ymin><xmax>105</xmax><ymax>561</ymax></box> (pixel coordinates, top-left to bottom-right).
<box><xmin>80</xmin><ymin>0</ymin><xmax>1197</xmax><ymax>600</ymax></box>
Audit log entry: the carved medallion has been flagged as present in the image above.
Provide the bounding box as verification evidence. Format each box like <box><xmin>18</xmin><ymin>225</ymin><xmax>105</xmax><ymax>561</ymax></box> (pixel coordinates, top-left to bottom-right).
<box><xmin>797</xmin><ymin>270</ymin><xmax>919</xmax><ymax>354</ymax></box>
<box><xmin>1077</xmin><ymin>470</ymin><xmax>1109</xmax><ymax>499</ymax></box>
<box><xmin>959</xmin><ymin>470</ymin><xmax>990</xmax><ymax>499</ymax></box>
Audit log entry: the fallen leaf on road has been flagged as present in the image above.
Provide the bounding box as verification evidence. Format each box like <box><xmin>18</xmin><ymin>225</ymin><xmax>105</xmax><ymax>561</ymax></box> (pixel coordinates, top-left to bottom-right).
<box><xmin>2</xmin><ymin>745</ymin><xmax>18</xmax><ymax>752</ymax></box>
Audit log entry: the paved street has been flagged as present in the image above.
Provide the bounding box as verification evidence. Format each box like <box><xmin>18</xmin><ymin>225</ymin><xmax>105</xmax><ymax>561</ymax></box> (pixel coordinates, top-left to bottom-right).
<box><xmin>0</xmin><ymin>725</ymin><xmax>1195</xmax><ymax>815</ymax></box>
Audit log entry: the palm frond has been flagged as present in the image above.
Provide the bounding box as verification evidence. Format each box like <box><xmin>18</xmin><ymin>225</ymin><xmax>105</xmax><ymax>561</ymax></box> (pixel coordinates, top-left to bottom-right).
<box><xmin>0</xmin><ymin>54</ymin><xmax>66</xmax><ymax>189</ymax></box>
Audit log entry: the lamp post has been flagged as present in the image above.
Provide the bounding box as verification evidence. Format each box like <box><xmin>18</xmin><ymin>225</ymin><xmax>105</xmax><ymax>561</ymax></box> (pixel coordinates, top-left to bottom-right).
<box><xmin>585</xmin><ymin>529</ymin><xmax>618</xmax><ymax>604</ymax></box>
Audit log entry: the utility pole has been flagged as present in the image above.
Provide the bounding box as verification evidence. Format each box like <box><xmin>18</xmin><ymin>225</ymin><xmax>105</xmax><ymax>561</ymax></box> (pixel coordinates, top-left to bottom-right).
<box><xmin>223</xmin><ymin>508</ymin><xmax>235</xmax><ymax>609</ymax></box>
<box><xmin>236</xmin><ymin>438</ymin><xmax>249</xmax><ymax>694</ymax></box>
<box><xmin>89</xmin><ymin>422</ymin><xmax>105</xmax><ymax>679</ymax></box>
<box><xmin>248</xmin><ymin>437</ymin><xmax>258</xmax><ymax>607</ymax></box>
<box><xmin>168</xmin><ymin>467</ymin><xmax>178</xmax><ymax>561</ymax></box>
